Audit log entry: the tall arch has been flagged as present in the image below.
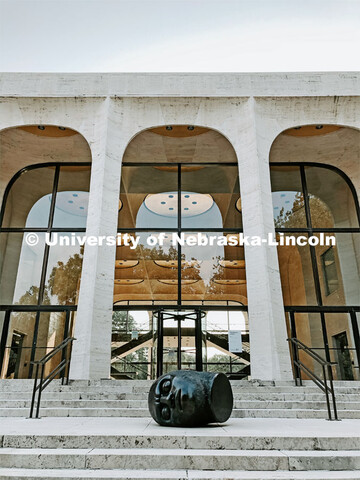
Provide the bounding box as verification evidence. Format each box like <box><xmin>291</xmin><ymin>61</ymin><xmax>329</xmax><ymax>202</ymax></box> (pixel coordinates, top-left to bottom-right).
<box><xmin>0</xmin><ymin>125</ymin><xmax>92</xmax><ymax>379</ymax></box>
<box><xmin>270</xmin><ymin>125</ymin><xmax>360</xmax><ymax>381</ymax></box>
<box><xmin>111</xmin><ymin>125</ymin><xmax>249</xmax><ymax>380</ymax></box>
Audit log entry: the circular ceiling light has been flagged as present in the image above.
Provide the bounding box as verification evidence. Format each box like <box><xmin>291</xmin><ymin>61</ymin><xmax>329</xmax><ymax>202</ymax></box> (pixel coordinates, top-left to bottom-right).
<box><xmin>316</xmin><ymin>125</ymin><xmax>323</xmax><ymax>129</ymax></box>
<box><xmin>165</xmin><ymin>125</ymin><xmax>173</xmax><ymax>131</ymax></box>
<box><xmin>53</xmin><ymin>191</ymin><xmax>88</xmax><ymax>217</ymax></box>
<box><xmin>38</xmin><ymin>125</ymin><xmax>45</xmax><ymax>130</ymax></box>
<box><xmin>144</xmin><ymin>192</ymin><xmax>213</xmax><ymax>217</ymax></box>
<box><xmin>58</xmin><ymin>126</ymin><xmax>66</xmax><ymax>131</ymax></box>
<box><xmin>114</xmin><ymin>279</ymin><xmax>144</xmax><ymax>285</ymax></box>
<box><xmin>187</xmin><ymin>125</ymin><xmax>195</xmax><ymax>131</ymax></box>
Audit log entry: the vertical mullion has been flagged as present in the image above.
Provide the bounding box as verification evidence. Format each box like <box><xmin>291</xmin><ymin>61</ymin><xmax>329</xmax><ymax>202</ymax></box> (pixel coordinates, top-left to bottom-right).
<box><xmin>37</xmin><ymin>165</ymin><xmax>60</xmax><ymax>305</ymax></box>
<box><xmin>320</xmin><ymin>311</ymin><xmax>331</xmax><ymax>363</ymax></box>
<box><xmin>30</xmin><ymin>166</ymin><xmax>60</xmax><ymax>377</ymax></box>
<box><xmin>177</xmin><ymin>164</ymin><xmax>182</xmax><ymax>307</ymax></box>
<box><xmin>300</xmin><ymin>166</ymin><xmax>323</xmax><ymax>306</ymax></box>
<box><xmin>47</xmin><ymin>165</ymin><xmax>60</xmax><ymax>230</ymax></box>
<box><xmin>350</xmin><ymin>310</ymin><xmax>360</xmax><ymax>372</ymax></box>
<box><xmin>0</xmin><ymin>310</ymin><xmax>11</xmax><ymax>374</ymax></box>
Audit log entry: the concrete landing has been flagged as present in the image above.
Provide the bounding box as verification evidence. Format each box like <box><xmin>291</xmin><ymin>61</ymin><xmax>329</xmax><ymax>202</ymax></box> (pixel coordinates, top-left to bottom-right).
<box><xmin>1</xmin><ymin>416</ymin><xmax>360</xmax><ymax>441</ymax></box>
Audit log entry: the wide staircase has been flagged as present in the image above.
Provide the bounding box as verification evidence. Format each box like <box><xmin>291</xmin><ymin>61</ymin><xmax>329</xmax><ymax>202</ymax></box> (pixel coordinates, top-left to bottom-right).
<box><xmin>0</xmin><ymin>379</ymin><xmax>360</xmax><ymax>479</ymax></box>
<box><xmin>0</xmin><ymin>379</ymin><xmax>359</xmax><ymax>419</ymax></box>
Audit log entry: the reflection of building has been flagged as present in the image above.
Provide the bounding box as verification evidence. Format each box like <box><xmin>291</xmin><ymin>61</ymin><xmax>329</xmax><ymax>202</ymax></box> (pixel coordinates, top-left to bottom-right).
<box><xmin>0</xmin><ymin>73</ymin><xmax>359</xmax><ymax>383</ymax></box>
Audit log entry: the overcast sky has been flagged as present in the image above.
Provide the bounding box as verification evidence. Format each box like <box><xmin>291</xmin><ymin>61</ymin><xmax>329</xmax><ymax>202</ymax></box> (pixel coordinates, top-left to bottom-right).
<box><xmin>0</xmin><ymin>0</ymin><xmax>359</xmax><ymax>72</ymax></box>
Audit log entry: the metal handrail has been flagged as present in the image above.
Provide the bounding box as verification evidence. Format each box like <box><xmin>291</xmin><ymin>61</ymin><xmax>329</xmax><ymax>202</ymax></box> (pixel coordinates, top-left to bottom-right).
<box><xmin>112</xmin><ymin>355</ymin><xmax>151</xmax><ymax>379</ymax></box>
<box><xmin>287</xmin><ymin>337</ymin><xmax>339</xmax><ymax>421</ymax></box>
<box><xmin>29</xmin><ymin>337</ymin><xmax>76</xmax><ymax>419</ymax></box>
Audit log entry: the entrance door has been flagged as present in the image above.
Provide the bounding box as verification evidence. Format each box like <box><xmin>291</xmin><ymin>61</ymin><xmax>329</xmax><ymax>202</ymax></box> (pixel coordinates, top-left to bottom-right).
<box><xmin>155</xmin><ymin>310</ymin><xmax>203</xmax><ymax>377</ymax></box>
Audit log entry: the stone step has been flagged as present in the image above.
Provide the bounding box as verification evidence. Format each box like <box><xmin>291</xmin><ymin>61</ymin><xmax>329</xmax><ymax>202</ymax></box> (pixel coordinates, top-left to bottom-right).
<box><xmin>3</xmin><ymin>434</ymin><xmax>359</xmax><ymax>451</ymax></box>
<box><xmin>1</xmin><ymin>399</ymin><xmax>360</xmax><ymax>411</ymax></box>
<box><xmin>0</xmin><ymin>390</ymin><xmax>360</xmax><ymax>403</ymax></box>
<box><xmin>1</xmin><ymin>448</ymin><xmax>360</xmax><ymax>471</ymax></box>
<box><xmin>1</xmin><ymin>381</ymin><xmax>359</xmax><ymax>395</ymax></box>
<box><xmin>1</xmin><ymin>408</ymin><xmax>357</xmax><ymax>418</ymax></box>
<box><xmin>231</xmin><ymin>409</ymin><xmax>360</xmax><ymax>419</ymax></box>
<box><xmin>1</xmin><ymin>469</ymin><xmax>360</xmax><ymax>479</ymax></box>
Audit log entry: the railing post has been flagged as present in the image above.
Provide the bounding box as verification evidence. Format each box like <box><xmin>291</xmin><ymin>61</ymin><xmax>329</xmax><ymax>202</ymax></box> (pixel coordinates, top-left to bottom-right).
<box><xmin>328</xmin><ymin>364</ymin><xmax>339</xmax><ymax>421</ymax></box>
<box><xmin>36</xmin><ymin>363</ymin><xmax>45</xmax><ymax>419</ymax></box>
<box><xmin>29</xmin><ymin>363</ymin><xmax>39</xmax><ymax>419</ymax></box>
<box><xmin>322</xmin><ymin>364</ymin><xmax>332</xmax><ymax>421</ymax></box>
<box><xmin>28</xmin><ymin>337</ymin><xmax>75</xmax><ymax>419</ymax></box>
<box><xmin>287</xmin><ymin>337</ymin><xmax>339</xmax><ymax>421</ymax></box>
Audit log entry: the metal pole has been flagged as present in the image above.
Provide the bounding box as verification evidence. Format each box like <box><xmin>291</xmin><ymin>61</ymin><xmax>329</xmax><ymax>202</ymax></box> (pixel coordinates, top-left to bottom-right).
<box><xmin>177</xmin><ymin>315</ymin><xmax>182</xmax><ymax>370</ymax></box>
<box><xmin>195</xmin><ymin>311</ymin><xmax>203</xmax><ymax>371</ymax></box>
<box><xmin>156</xmin><ymin>312</ymin><xmax>164</xmax><ymax>378</ymax></box>
<box><xmin>322</xmin><ymin>364</ymin><xmax>332</xmax><ymax>421</ymax></box>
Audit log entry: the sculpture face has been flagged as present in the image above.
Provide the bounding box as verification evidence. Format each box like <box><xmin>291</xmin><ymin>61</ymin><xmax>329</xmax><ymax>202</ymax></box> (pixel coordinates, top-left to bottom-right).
<box><xmin>148</xmin><ymin>370</ymin><xmax>233</xmax><ymax>427</ymax></box>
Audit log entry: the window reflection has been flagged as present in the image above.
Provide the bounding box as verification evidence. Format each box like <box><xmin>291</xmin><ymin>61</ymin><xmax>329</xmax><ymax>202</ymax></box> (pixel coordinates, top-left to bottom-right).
<box><xmin>117</xmin><ymin>164</ymin><xmax>245</xmax><ymax>306</ymax></box>
<box><xmin>0</xmin><ymin>233</ymin><xmax>46</xmax><ymax>305</ymax></box>
<box><xmin>270</xmin><ymin>166</ymin><xmax>306</xmax><ymax>228</ymax></box>
<box><xmin>305</xmin><ymin>166</ymin><xmax>358</xmax><ymax>228</ymax></box>
<box><xmin>0</xmin><ymin>164</ymin><xmax>90</xmax><ymax>307</ymax></box>
<box><xmin>2</xmin><ymin>167</ymin><xmax>55</xmax><ymax>228</ymax></box>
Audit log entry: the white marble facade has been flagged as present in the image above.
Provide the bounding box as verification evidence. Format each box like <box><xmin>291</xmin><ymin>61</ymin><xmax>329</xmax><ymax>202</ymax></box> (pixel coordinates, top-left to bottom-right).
<box><xmin>0</xmin><ymin>72</ymin><xmax>359</xmax><ymax>381</ymax></box>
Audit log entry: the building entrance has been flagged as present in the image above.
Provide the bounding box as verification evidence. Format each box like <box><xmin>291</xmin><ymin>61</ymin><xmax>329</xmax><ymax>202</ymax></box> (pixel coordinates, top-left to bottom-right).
<box><xmin>154</xmin><ymin>310</ymin><xmax>205</xmax><ymax>377</ymax></box>
<box><xmin>111</xmin><ymin>307</ymin><xmax>250</xmax><ymax>380</ymax></box>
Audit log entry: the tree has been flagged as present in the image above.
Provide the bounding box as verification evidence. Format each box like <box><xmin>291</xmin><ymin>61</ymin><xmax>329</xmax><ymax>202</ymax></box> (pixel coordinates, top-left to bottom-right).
<box><xmin>47</xmin><ymin>248</ymin><xmax>84</xmax><ymax>305</ymax></box>
<box><xmin>112</xmin><ymin>311</ymin><xmax>135</xmax><ymax>332</ymax></box>
<box><xmin>16</xmin><ymin>285</ymin><xmax>50</xmax><ymax>306</ymax></box>
<box><xmin>274</xmin><ymin>192</ymin><xmax>334</xmax><ymax>229</ymax></box>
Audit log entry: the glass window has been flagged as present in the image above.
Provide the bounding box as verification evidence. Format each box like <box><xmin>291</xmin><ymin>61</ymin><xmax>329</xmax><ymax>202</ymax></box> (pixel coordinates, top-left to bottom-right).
<box><xmin>277</xmin><ymin>234</ymin><xmax>317</xmax><ymax>306</ymax></box>
<box><xmin>270</xmin><ymin>166</ymin><xmax>306</xmax><ymax>228</ymax></box>
<box><xmin>315</xmin><ymin>233</ymin><xmax>360</xmax><ymax>306</ymax></box>
<box><xmin>119</xmin><ymin>166</ymin><xmax>178</xmax><ymax>229</ymax></box>
<box><xmin>181</xmin><ymin>165</ymin><xmax>242</xmax><ymax>229</ymax></box>
<box><xmin>305</xmin><ymin>166</ymin><xmax>359</xmax><ymax>228</ymax></box>
<box><xmin>2</xmin><ymin>167</ymin><xmax>55</xmax><ymax>228</ymax></box>
<box><xmin>0</xmin><ymin>232</ymin><xmax>46</xmax><ymax>305</ymax></box>
<box><xmin>0</xmin><ymin>312</ymin><xmax>36</xmax><ymax>379</ymax></box>
<box><xmin>114</xmin><ymin>232</ymin><xmax>178</xmax><ymax>304</ymax></box>
<box><xmin>321</xmin><ymin>247</ymin><xmax>338</xmax><ymax>296</ymax></box>
<box><xmin>43</xmin><ymin>234</ymin><xmax>84</xmax><ymax>305</ymax></box>
<box><xmin>181</xmin><ymin>232</ymin><xmax>247</xmax><ymax>305</ymax></box>
<box><xmin>52</xmin><ymin>166</ymin><xmax>91</xmax><ymax>228</ymax></box>
<box><xmin>117</xmin><ymin>164</ymin><xmax>244</xmax><ymax>306</ymax></box>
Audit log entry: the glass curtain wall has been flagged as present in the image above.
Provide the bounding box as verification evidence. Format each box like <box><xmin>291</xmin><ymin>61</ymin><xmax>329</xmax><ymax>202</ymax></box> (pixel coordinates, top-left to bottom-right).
<box><xmin>271</xmin><ymin>163</ymin><xmax>360</xmax><ymax>380</ymax></box>
<box><xmin>0</xmin><ymin>163</ymin><xmax>91</xmax><ymax>378</ymax></box>
<box><xmin>113</xmin><ymin>163</ymin><xmax>248</xmax><ymax>379</ymax></box>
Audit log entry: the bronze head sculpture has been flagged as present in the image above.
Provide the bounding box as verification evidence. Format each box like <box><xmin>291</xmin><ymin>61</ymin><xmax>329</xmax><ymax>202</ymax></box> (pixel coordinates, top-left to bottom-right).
<box><xmin>148</xmin><ymin>370</ymin><xmax>233</xmax><ymax>427</ymax></box>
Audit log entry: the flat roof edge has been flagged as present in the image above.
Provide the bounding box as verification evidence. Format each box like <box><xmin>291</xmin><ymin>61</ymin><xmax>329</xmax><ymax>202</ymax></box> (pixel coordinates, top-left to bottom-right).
<box><xmin>0</xmin><ymin>72</ymin><xmax>359</xmax><ymax>97</ymax></box>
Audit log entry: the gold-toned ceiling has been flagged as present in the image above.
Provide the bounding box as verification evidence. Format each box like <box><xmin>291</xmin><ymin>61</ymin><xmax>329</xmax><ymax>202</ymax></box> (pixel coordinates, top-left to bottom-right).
<box><xmin>19</xmin><ymin>125</ymin><xmax>78</xmax><ymax>137</ymax></box>
<box><xmin>149</xmin><ymin>125</ymin><xmax>210</xmax><ymax>138</ymax></box>
<box><xmin>283</xmin><ymin>125</ymin><xmax>341</xmax><ymax>137</ymax></box>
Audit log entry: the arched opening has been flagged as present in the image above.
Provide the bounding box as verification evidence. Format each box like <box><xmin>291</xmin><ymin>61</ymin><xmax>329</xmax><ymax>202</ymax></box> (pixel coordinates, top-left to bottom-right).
<box><xmin>0</xmin><ymin>125</ymin><xmax>92</xmax><ymax>379</ymax></box>
<box><xmin>112</xmin><ymin>125</ymin><xmax>249</xmax><ymax>380</ymax></box>
<box><xmin>270</xmin><ymin>125</ymin><xmax>360</xmax><ymax>381</ymax></box>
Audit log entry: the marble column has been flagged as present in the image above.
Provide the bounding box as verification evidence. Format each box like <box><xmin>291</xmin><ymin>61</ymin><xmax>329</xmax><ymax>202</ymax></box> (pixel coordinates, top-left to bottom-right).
<box><xmin>70</xmin><ymin>99</ymin><xmax>122</xmax><ymax>379</ymax></box>
<box><xmin>234</xmin><ymin>98</ymin><xmax>293</xmax><ymax>381</ymax></box>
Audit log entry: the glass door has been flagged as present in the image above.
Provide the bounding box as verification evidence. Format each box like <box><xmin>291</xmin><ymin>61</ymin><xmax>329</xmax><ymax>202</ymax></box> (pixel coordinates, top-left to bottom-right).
<box><xmin>155</xmin><ymin>310</ymin><xmax>203</xmax><ymax>377</ymax></box>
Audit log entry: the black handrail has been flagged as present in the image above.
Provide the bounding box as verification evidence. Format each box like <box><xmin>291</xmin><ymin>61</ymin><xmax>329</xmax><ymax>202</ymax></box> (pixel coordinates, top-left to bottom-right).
<box><xmin>112</xmin><ymin>355</ymin><xmax>151</xmax><ymax>379</ymax></box>
<box><xmin>287</xmin><ymin>337</ymin><xmax>339</xmax><ymax>421</ymax></box>
<box><xmin>29</xmin><ymin>337</ymin><xmax>76</xmax><ymax>419</ymax></box>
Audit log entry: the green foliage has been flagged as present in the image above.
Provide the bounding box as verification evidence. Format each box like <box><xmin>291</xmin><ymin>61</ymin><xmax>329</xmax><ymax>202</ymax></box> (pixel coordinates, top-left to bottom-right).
<box><xmin>47</xmin><ymin>249</ymin><xmax>84</xmax><ymax>305</ymax></box>
<box><xmin>112</xmin><ymin>311</ymin><xmax>135</xmax><ymax>332</ymax></box>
